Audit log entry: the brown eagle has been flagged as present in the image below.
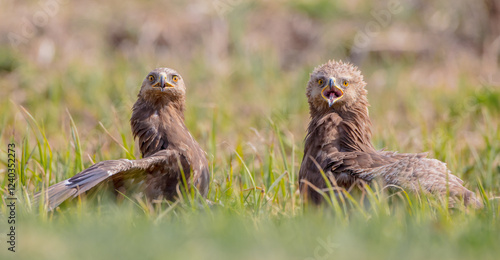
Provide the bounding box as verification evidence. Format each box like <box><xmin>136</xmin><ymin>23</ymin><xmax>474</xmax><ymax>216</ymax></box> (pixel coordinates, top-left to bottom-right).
<box><xmin>299</xmin><ymin>60</ymin><xmax>481</xmax><ymax>208</ymax></box>
<box><xmin>36</xmin><ymin>68</ymin><xmax>209</xmax><ymax>210</ymax></box>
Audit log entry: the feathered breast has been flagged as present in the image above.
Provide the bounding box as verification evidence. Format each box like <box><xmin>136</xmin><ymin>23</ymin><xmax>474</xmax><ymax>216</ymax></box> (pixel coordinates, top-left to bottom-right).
<box><xmin>130</xmin><ymin>100</ymin><xmax>173</xmax><ymax>157</ymax></box>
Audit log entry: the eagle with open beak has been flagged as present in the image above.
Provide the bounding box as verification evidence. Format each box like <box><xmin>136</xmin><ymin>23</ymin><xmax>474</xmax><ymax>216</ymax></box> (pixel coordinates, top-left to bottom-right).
<box><xmin>299</xmin><ymin>60</ymin><xmax>482</xmax><ymax>208</ymax></box>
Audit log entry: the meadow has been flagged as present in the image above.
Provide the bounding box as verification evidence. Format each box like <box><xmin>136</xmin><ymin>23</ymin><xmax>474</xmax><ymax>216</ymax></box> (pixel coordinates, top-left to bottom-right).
<box><xmin>1</xmin><ymin>0</ymin><xmax>500</xmax><ymax>259</ymax></box>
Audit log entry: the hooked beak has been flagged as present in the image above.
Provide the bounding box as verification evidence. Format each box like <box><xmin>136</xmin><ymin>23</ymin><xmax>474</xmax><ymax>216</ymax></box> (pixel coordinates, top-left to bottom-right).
<box><xmin>153</xmin><ymin>73</ymin><xmax>175</xmax><ymax>91</ymax></box>
<box><xmin>159</xmin><ymin>76</ymin><xmax>166</xmax><ymax>92</ymax></box>
<box><xmin>321</xmin><ymin>77</ymin><xmax>344</xmax><ymax>107</ymax></box>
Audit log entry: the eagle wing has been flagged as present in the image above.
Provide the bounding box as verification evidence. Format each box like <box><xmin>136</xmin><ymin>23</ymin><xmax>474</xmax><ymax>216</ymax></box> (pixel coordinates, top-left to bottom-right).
<box><xmin>324</xmin><ymin>150</ymin><xmax>481</xmax><ymax>207</ymax></box>
<box><xmin>34</xmin><ymin>150</ymin><xmax>189</xmax><ymax>210</ymax></box>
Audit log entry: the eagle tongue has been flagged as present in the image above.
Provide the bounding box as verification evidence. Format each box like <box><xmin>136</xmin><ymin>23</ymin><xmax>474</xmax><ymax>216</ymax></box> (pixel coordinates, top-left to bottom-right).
<box><xmin>328</xmin><ymin>93</ymin><xmax>336</xmax><ymax>107</ymax></box>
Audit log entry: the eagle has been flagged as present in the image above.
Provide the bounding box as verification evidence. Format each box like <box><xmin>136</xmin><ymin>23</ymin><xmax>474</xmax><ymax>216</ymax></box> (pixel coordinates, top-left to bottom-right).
<box><xmin>298</xmin><ymin>60</ymin><xmax>481</xmax><ymax>208</ymax></box>
<box><xmin>36</xmin><ymin>68</ymin><xmax>209</xmax><ymax>210</ymax></box>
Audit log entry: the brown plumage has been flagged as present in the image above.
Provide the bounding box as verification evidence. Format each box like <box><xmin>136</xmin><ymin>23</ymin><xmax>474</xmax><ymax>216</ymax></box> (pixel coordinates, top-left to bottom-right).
<box><xmin>299</xmin><ymin>60</ymin><xmax>481</xmax><ymax>208</ymax></box>
<box><xmin>35</xmin><ymin>68</ymin><xmax>209</xmax><ymax>210</ymax></box>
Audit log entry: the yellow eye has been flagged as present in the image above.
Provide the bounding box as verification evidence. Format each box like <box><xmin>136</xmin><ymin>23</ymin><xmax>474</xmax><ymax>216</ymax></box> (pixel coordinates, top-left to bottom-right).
<box><xmin>148</xmin><ymin>75</ymin><xmax>155</xmax><ymax>82</ymax></box>
<box><xmin>343</xmin><ymin>81</ymin><xmax>349</xmax><ymax>87</ymax></box>
<box><xmin>318</xmin><ymin>79</ymin><xmax>324</xmax><ymax>85</ymax></box>
<box><xmin>172</xmin><ymin>75</ymin><xmax>179</xmax><ymax>83</ymax></box>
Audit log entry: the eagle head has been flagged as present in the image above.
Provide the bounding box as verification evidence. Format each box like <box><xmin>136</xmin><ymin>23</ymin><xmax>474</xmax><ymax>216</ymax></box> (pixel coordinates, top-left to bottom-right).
<box><xmin>306</xmin><ymin>60</ymin><xmax>367</xmax><ymax>113</ymax></box>
<box><xmin>139</xmin><ymin>67</ymin><xmax>187</xmax><ymax>102</ymax></box>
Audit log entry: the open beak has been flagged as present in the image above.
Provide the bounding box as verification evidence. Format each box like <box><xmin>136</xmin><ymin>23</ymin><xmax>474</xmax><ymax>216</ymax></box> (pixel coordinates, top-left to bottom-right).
<box><xmin>321</xmin><ymin>77</ymin><xmax>344</xmax><ymax>107</ymax></box>
<box><xmin>153</xmin><ymin>73</ymin><xmax>175</xmax><ymax>91</ymax></box>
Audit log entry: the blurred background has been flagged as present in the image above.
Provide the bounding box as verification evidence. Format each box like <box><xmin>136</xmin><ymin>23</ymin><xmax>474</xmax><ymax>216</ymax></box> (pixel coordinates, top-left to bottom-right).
<box><xmin>0</xmin><ymin>1</ymin><xmax>500</xmax><ymax>259</ymax></box>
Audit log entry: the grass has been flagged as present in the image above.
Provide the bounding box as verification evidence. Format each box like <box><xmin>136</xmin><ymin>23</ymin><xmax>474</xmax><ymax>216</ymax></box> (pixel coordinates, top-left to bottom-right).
<box><xmin>1</xmin><ymin>1</ymin><xmax>500</xmax><ymax>259</ymax></box>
